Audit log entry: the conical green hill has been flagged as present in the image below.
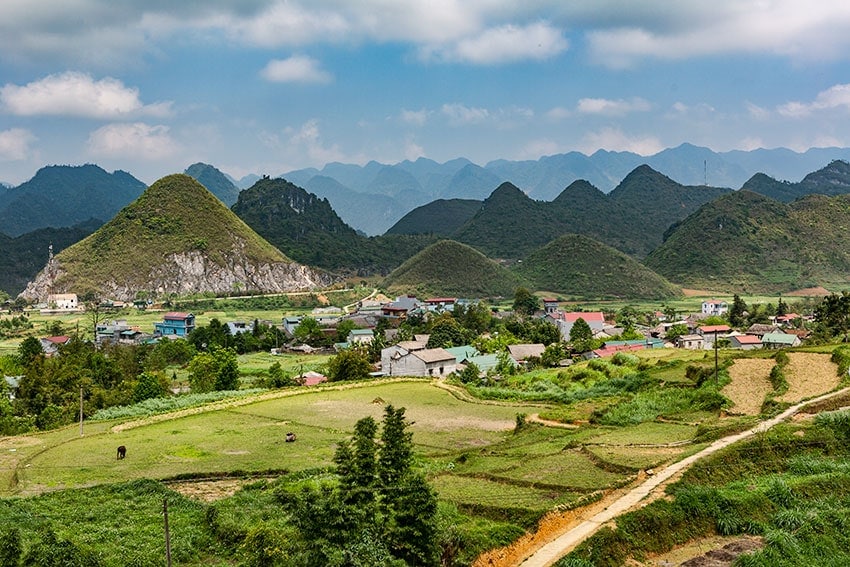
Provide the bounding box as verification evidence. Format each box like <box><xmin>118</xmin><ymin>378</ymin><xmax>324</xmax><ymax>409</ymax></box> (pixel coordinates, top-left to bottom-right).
<box><xmin>516</xmin><ymin>234</ymin><xmax>681</xmax><ymax>299</ymax></box>
<box><xmin>21</xmin><ymin>174</ymin><xmax>330</xmax><ymax>300</ymax></box>
<box><xmin>382</xmin><ymin>239</ymin><xmax>526</xmax><ymax>298</ymax></box>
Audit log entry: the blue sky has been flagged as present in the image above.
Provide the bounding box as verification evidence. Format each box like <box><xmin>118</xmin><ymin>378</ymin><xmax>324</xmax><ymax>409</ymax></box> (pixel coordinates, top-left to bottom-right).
<box><xmin>2</xmin><ymin>1</ymin><xmax>850</xmax><ymax>185</ymax></box>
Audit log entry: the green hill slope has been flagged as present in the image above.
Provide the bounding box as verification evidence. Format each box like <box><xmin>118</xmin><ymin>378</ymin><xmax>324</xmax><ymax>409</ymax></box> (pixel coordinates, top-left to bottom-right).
<box><xmin>744</xmin><ymin>160</ymin><xmax>850</xmax><ymax>202</ymax></box>
<box><xmin>21</xmin><ymin>174</ymin><xmax>330</xmax><ymax>301</ymax></box>
<box><xmin>382</xmin><ymin>240</ymin><xmax>526</xmax><ymax>298</ymax></box>
<box><xmin>385</xmin><ymin>198</ymin><xmax>482</xmax><ymax>236</ymax></box>
<box><xmin>645</xmin><ymin>190</ymin><xmax>850</xmax><ymax>292</ymax></box>
<box><xmin>185</xmin><ymin>162</ymin><xmax>241</xmax><ymax>205</ymax></box>
<box><xmin>451</xmin><ymin>167</ymin><xmax>730</xmax><ymax>260</ymax></box>
<box><xmin>232</xmin><ymin>177</ymin><xmax>436</xmax><ymax>274</ymax></box>
<box><xmin>0</xmin><ymin>165</ymin><xmax>146</xmax><ymax>236</ymax></box>
<box><xmin>516</xmin><ymin>234</ymin><xmax>681</xmax><ymax>299</ymax></box>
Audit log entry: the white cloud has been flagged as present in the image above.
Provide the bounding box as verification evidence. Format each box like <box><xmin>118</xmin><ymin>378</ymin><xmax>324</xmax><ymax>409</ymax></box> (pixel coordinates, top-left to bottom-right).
<box><xmin>6</xmin><ymin>2</ymin><xmax>850</xmax><ymax>69</ymax></box>
<box><xmin>260</xmin><ymin>55</ymin><xmax>332</xmax><ymax>84</ymax></box>
<box><xmin>738</xmin><ymin>137</ymin><xmax>764</xmax><ymax>151</ymax></box>
<box><xmin>400</xmin><ymin>108</ymin><xmax>429</xmax><ymax>126</ymax></box>
<box><xmin>441</xmin><ymin>103</ymin><xmax>490</xmax><ymax>125</ymax></box>
<box><xmin>778</xmin><ymin>83</ymin><xmax>850</xmax><ymax>118</ymax></box>
<box><xmin>0</xmin><ymin>72</ymin><xmax>171</xmax><ymax>119</ymax></box>
<box><xmin>517</xmin><ymin>138</ymin><xmax>563</xmax><ymax>160</ymax></box>
<box><xmin>286</xmin><ymin>119</ymin><xmax>350</xmax><ymax>165</ymax></box>
<box><xmin>403</xmin><ymin>137</ymin><xmax>425</xmax><ymax>161</ymax></box>
<box><xmin>86</xmin><ymin>122</ymin><xmax>179</xmax><ymax>160</ymax></box>
<box><xmin>577</xmin><ymin>97</ymin><xmax>650</xmax><ymax>116</ymax></box>
<box><xmin>0</xmin><ymin>128</ymin><xmax>36</xmax><ymax>161</ymax></box>
<box><xmin>580</xmin><ymin>127</ymin><xmax>662</xmax><ymax>156</ymax></box>
<box><xmin>745</xmin><ymin>102</ymin><xmax>770</xmax><ymax>120</ymax></box>
<box><xmin>423</xmin><ymin>21</ymin><xmax>568</xmax><ymax>65</ymax></box>
<box><xmin>582</xmin><ymin>1</ymin><xmax>850</xmax><ymax>67</ymax></box>
<box><xmin>546</xmin><ymin>107</ymin><xmax>571</xmax><ymax>120</ymax></box>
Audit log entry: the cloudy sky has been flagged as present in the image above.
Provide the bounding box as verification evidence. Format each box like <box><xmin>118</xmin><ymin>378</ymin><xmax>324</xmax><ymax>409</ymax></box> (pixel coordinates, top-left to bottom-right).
<box><xmin>2</xmin><ymin>1</ymin><xmax>850</xmax><ymax>185</ymax></box>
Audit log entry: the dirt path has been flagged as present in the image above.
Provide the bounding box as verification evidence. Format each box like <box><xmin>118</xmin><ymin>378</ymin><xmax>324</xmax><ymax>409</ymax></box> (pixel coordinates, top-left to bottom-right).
<box><xmin>779</xmin><ymin>352</ymin><xmax>840</xmax><ymax>403</ymax></box>
<box><xmin>723</xmin><ymin>358</ymin><xmax>774</xmax><ymax>415</ymax></box>
<box><xmin>505</xmin><ymin>386</ymin><xmax>850</xmax><ymax>567</ymax></box>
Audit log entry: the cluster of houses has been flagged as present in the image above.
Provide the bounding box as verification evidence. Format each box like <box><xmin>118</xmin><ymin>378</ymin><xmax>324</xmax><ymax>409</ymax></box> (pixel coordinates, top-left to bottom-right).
<box><xmin>13</xmin><ymin>293</ymin><xmax>813</xmax><ymax>390</ymax></box>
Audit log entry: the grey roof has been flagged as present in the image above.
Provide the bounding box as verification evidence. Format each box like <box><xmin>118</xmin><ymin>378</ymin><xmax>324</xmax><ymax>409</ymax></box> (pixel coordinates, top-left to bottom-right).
<box><xmin>413</xmin><ymin>348</ymin><xmax>456</xmax><ymax>363</ymax></box>
<box><xmin>507</xmin><ymin>343</ymin><xmax>546</xmax><ymax>361</ymax></box>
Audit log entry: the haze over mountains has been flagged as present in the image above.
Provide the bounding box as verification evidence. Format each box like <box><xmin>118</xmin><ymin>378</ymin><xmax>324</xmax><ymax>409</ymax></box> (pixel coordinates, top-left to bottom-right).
<box><xmin>282</xmin><ymin>143</ymin><xmax>850</xmax><ymax>234</ymax></box>
<box><xmin>6</xmin><ymin>145</ymin><xmax>850</xmax><ymax>299</ymax></box>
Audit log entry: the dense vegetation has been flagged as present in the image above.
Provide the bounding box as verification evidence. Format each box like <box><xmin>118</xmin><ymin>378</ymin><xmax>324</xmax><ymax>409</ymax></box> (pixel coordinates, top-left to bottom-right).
<box><xmin>0</xmin><ymin>164</ymin><xmax>145</xmax><ymax>237</ymax></box>
<box><xmin>451</xmin><ymin>168</ymin><xmax>729</xmax><ymax>260</ymax></box>
<box><xmin>382</xmin><ymin>240</ymin><xmax>527</xmax><ymax>298</ymax></box>
<box><xmin>232</xmin><ymin>177</ymin><xmax>437</xmax><ymax>275</ymax></box>
<box><xmin>0</xmin><ymin>219</ymin><xmax>101</xmax><ymax>296</ymax></box>
<box><xmin>385</xmin><ymin>198</ymin><xmax>482</xmax><ymax>236</ymax></box>
<box><xmin>645</xmin><ymin>190</ymin><xmax>850</xmax><ymax>293</ymax></box>
<box><xmin>515</xmin><ymin>234</ymin><xmax>682</xmax><ymax>299</ymax></box>
<box><xmin>743</xmin><ymin>159</ymin><xmax>850</xmax><ymax>203</ymax></box>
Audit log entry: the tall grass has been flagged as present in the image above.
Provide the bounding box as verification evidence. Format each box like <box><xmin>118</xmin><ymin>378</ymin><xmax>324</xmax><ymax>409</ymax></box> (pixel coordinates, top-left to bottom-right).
<box><xmin>90</xmin><ymin>388</ymin><xmax>266</xmax><ymax>420</ymax></box>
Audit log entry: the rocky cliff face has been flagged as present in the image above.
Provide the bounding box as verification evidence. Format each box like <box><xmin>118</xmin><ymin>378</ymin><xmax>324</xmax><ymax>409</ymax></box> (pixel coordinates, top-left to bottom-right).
<box><xmin>20</xmin><ymin>250</ymin><xmax>334</xmax><ymax>302</ymax></box>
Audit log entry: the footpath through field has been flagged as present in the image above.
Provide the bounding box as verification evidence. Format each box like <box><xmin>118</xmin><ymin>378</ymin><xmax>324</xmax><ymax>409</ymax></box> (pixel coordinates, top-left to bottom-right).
<box><xmin>510</xmin><ymin>386</ymin><xmax>850</xmax><ymax>567</ymax></box>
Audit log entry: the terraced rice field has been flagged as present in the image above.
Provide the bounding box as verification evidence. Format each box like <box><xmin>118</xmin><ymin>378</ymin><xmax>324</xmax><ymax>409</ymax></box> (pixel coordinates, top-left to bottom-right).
<box><xmin>723</xmin><ymin>358</ymin><xmax>774</xmax><ymax>415</ymax></box>
<box><xmin>780</xmin><ymin>352</ymin><xmax>840</xmax><ymax>403</ymax></box>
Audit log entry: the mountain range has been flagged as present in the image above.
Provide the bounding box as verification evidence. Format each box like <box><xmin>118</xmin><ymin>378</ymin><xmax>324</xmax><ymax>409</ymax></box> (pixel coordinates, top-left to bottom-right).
<box><xmin>6</xmin><ymin>151</ymin><xmax>850</xmax><ymax>299</ymax></box>
<box><xmin>281</xmin><ymin>143</ymin><xmax>850</xmax><ymax>234</ymax></box>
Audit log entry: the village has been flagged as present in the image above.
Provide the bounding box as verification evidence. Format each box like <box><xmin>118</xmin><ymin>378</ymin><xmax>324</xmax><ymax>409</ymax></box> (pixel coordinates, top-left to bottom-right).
<box><xmin>12</xmin><ymin>290</ymin><xmax>811</xmax><ymax>385</ymax></box>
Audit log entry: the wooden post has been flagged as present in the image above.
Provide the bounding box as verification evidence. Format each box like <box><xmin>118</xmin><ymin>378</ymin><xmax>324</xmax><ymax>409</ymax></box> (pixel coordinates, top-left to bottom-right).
<box><xmin>714</xmin><ymin>330</ymin><xmax>719</xmax><ymax>385</ymax></box>
<box><xmin>79</xmin><ymin>385</ymin><xmax>84</xmax><ymax>436</ymax></box>
<box><xmin>163</xmin><ymin>498</ymin><xmax>172</xmax><ymax>567</ymax></box>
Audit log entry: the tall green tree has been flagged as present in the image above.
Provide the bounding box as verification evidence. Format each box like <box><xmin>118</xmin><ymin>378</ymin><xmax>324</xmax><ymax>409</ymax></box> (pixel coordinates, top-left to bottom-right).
<box><xmin>18</xmin><ymin>336</ymin><xmax>43</xmax><ymax>367</ymax></box>
<box><xmin>569</xmin><ymin>317</ymin><xmax>594</xmax><ymax>353</ymax></box>
<box><xmin>326</xmin><ymin>348</ymin><xmax>372</xmax><ymax>381</ymax></box>
<box><xmin>512</xmin><ymin>287</ymin><xmax>540</xmax><ymax>317</ymax></box>
<box><xmin>426</xmin><ymin>316</ymin><xmax>469</xmax><ymax>348</ymax></box>
<box><xmin>729</xmin><ymin>294</ymin><xmax>748</xmax><ymax>327</ymax></box>
<box><xmin>277</xmin><ymin>407</ymin><xmax>439</xmax><ymax>566</ymax></box>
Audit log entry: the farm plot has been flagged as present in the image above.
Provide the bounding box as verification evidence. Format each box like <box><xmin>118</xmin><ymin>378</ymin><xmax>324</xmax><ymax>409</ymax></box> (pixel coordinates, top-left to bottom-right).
<box><xmin>10</xmin><ymin>381</ymin><xmax>543</xmax><ymax>495</ymax></box>
<box><xmin>779</xmin><ymin>352</ymin><xmax>840</xmax><ymax>403</ymax></box>
<box><xmin>432</xmin><ymin>475</ymin><xmax>584</xmax><ymax>513</ymax></box>
<box><xmin>723</xmin><ymin>357</ymin><xmax>774</xmax><ymax>415</ymax></box>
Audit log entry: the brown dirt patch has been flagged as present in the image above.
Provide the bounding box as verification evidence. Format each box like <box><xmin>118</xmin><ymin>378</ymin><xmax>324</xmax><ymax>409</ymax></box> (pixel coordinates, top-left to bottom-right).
<box><xmin>779</xmin><ymin>352</ymin><xmax>840</xmax><ymax>403</ymax></box>
<box><xmin>723</xmin><ymin>358</ymin><xmax>774</xmax><ymax>415</ymax></box>
<box><xmin>682</xmin><ymin>289</ymin><xmax>723</xmax><ymax>297</ymax></box>
<box><xmin>785</xmin><ymin>286</ymin><xmax>831</xmax><ymax>297</ymax></box>
<box><xmin>168</xmin><ymin>479</ymin><xmax>247</xmax><ymax>502</ymax></box>
<box><xmin>631</xmin><ymin>535</ymin><xmax>763</xmax><ymax>567</ymax></box>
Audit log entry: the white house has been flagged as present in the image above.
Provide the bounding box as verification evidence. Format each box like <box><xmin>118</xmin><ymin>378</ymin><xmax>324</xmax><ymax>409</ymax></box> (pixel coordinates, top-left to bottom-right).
<box><xmin>701</xmin><ymin>300</ymin><xmax>728</xmax><ymax>316</ymax></box>
<box><xmin>47</xmin><ymin>293</ymin><xmax>79</xmax><ymax>311</ymax></box>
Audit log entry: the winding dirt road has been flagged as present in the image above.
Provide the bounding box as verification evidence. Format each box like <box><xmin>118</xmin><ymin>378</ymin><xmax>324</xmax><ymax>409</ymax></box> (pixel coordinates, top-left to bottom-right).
<box><xmin>512</xmin><ymin>386</ymin><xmax>850</xmax><ymax>567</ymax></box>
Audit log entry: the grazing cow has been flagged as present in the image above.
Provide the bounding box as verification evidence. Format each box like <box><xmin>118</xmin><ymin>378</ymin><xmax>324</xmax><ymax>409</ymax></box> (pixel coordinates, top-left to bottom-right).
<box><xmin>117</xmin><ymin>445</ymin><xmax>126</xmax><ymax>459</ymax></box>
<box><xmin>285</xmin><ymin>432</ymin><xmax>297</xmax><ymax>443</ymax></box>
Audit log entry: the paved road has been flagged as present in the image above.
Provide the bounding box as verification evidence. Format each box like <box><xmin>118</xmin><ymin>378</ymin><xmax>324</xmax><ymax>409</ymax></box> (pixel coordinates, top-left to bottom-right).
<box><xmin>518</xmin><ymin>387</ymin><xmax>850</xmax><ymax>567</ymax></box>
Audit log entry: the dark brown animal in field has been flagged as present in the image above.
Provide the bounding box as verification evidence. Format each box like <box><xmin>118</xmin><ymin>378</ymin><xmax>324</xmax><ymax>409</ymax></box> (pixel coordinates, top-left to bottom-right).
<box><xmin>285</xmin><ymin>432</ymin><xmax>296</xmax><ymax>442</ymax></box>
<box><xmin>117</xmin><ymin>445</ymin><xmax>126</xmax><ymax>459</ymax></box>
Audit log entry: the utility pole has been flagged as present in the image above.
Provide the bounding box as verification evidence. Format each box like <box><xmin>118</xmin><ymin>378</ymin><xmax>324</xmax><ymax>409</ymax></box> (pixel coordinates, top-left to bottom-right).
<box><xmin>163</xmin><ymin>498</ymin><xmax>172</xmax><ymax>567</ymax></box>
<box><xmin>79</xmin><ymin>385</ymin><xmax>84</xmax><ymax>436</ymax></box>
<box><xmin>714</xmin><ymin>329</ymin><xmax>719</xmax><ymax>385</ymax></box>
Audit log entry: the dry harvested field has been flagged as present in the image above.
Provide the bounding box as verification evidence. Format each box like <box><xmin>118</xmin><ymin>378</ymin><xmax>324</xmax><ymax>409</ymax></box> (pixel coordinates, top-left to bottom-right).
<box><xmin>780</xmin><ymin>352</ymin><xmax>840</xmax><ymax>403</ymax></box>
<box><xmin>723</xmin><ymin>358</ymin><xmax>774</xmax><ymax>415</ymax></box>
